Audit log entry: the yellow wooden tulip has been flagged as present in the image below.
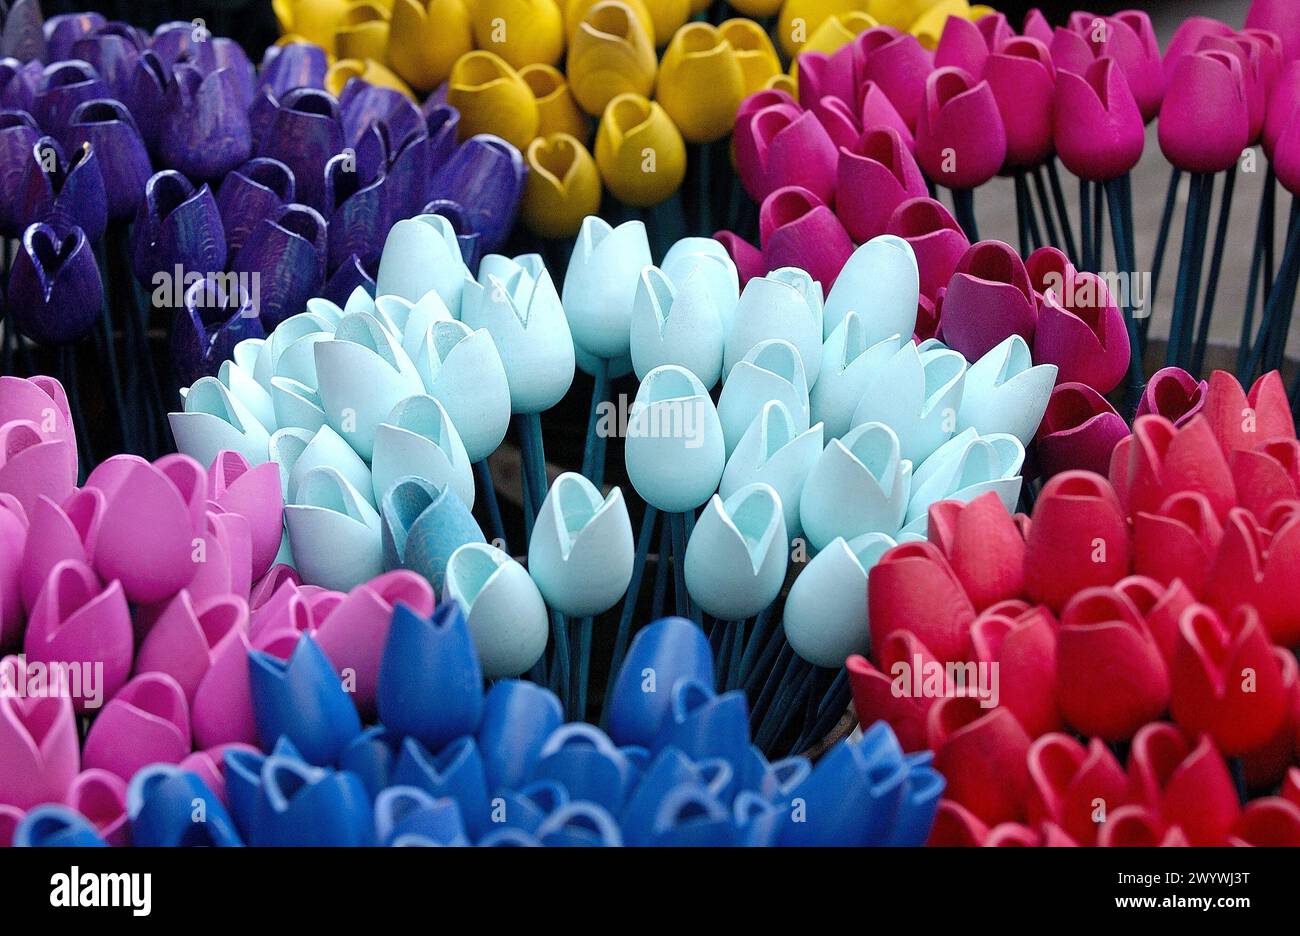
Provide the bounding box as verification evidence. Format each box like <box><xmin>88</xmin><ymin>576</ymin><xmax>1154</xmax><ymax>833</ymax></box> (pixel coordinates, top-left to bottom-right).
<box><xmin>446</xmin><ymin>50</ymin><xmax>540</xmax><ymax>149</ymax></box>
<box><xmin>473</xmin><ymin>0</ymin><xmax>565</xmax><ymax>69</ymax></box>
<box><xmin>776</xmin><ymin>0</ymin><xmax>871</xmax><ymax>57</ymax></box>
<box><xmin>799</xmin><ymin>9</ymin><xmax>877</xmax><ymax>56</ymax></box>
<box><xmin>523</xmin><ymin>133</ymin><xmax>602</xmax><ymax>236</ymax></box>
<box><xmin>521</xmin><ymin>64</ymin><xmax>591</xmax><ymax>143</ymax></box>
<box><xmin>273</xmin><ymin>0</ymin><xmax>351</xmax><ymax>53</ymax></box>
<box><xmin>388</xmin><ymin>0</ymin><xmax>475</xmax><ymax>92</ymax></box>
<box><xmin>336</xmin><ymin>2</ymin><xmax>391</xmax><ymax>63</ymax></box>
<box><xmin>909</xmin><ymin>0</ymin><xmax>973</xmax><ymax>48</ymax></box>
<box><xmin>567</xmin><ymin>2</ymin><xmax>657</xmax><ymax>117</ymax></box>
<box><xmin>656</xmin><ymin>23</ymin><xmax>745</xmax><ymax>144</ymax></box>
<box><xmin>718</xmin><ymin>19</ymin><xmax>780</xmax><ymax>97</ymax></box>
<box><xmin>765</xmin><ymin>73</ymin><xmax>797</xmax><ymax>97</ymax></box>
<box><xmin>564</xmin><ymin>0</ymin><xmax>653</xmax><ymax>46</ymax></box>
<box><xmin>725</xmin><ymin>0</ymin><xmax>782</xmax><ymax>20</ymax></box>
<box><xmin>595</xmin><ymin>93</ymin><xmax>685</xmax><ymax>205</ymax></box>
<box><xmin>327</xmin><ymin>58</ymin><xmax>416</xmax><ymax>97</ymax></box>
<box><xmin>867</xmin><ymin>0</ymin><xmax>934</xmax><ymax>30</ymax></box>
<box><xmin>641</xmin><ymin>0</ymin><xmax>691</xmax><ymax>46</ymax></box>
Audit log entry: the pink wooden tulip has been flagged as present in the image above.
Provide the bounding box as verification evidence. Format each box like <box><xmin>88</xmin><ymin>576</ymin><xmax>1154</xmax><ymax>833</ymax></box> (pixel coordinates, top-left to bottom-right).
<box><xmin>1033</xmin><ymin>271</ymin><xmax>1130</xmax><ymax>395</ymax></box>
<box><xmin>985</xmin><ymin>37</ymin><xmax>1056</xmax><ymax>171</ymax></box>
<box><xmin>942</xmin><ymin>240</ymin><xmax>1037</xmax><ymax>362</ymax></box>
<box><xmin>0</xmin><ymin>670</ymin><xmax>80</xmax><ymax>809</ymax></box>
<box><xmin>836</xmin><ymin>126</ymin><xmax>927</xmax><ymax>243</ymax></box>
<box><xmin>0</xmin><ymin>419</ymin><xmax>76</xmax><ymax>517</ymax></box>
<box><xmin>915</xmin><ymin>68</ymin><xmax>1006</xmax><ymax>191</ymax></box>
<box><xmin>135</xmin><ymin>589</ymin><xmax>249</xmax><ymax>702</ymax></box>
<box><xmin>19</xmin><ymin>488</ymin><xmax>102</xmax><ymax>613</ymax></box>
<box><xmin>858</xmin><ymin>81</ymin><xmax>914</xmax><ymax>150</ymax></box>
<box><xmin>1034</xmin><ymin>383</ymin><xmax>1129</xmax><ymax>479</ymax></box>
<box><xmin>0</xmin><ymin>495</ymin><xmax>26</xmax><ymax>647</ymax></box>
<box><xmin>811</xmin><ymin>94</ymin><xmax>860</xmax><ymax>151</ymax></box>
<box><xmin>1097</xmin><ymin>12</ymin><xmax>1165</xmax><ymax>123</ymax></box>
<box><xmin>207</xmin><ymin>450</ymin><xmax>284</xmax><ymax>582</ymax></box>
<box><xmin>81</xmin><ymin>672</ymin><xmax>192</xmax><ymax>782</ymax></box>
<box><xmin>1246</xmin><ymin>0</ymin><xmax>1300</xmax><ymax>64</ymax></box>
<box><xmin>886</xmin><ymin>196</ymin><xmax>969</xmax><ymax>300</ymax></box>
<box><xmin>1054</xmin><ymin>57</ymin><xmax>1144</xmax><ymax>181</ymax></box>
<box><xmin>1164</xmin><ymin>16</ymin><xmax>1235</xmax><ymax>79</ymax></box>
<box><xmin>759</xmin><ymin>186</ymin><xmax>853</xmax><ymax>288</ymax></box>
<box><xmin>856</xmin><ymin>27</ymin><xmax>934</xmax><ymax>132</ymax></box>
<box><xmin>744</xmin><ymin>106</ymin><xmax>838</xmax><ymax>205</ymax></box>
<box><xmin>713</xmin><ymin>230</ymin><xmax>765</xmax><ymax>286</ymax></box>
<box><xmin>1158</xmin><ymin>50</ymin><xmax>1250</xmax><ymax>174</ymax></box>
<box><xmin>66</xmin><ymin>768</ymin><xmax>129</xmax><ymax>846</ymax></box>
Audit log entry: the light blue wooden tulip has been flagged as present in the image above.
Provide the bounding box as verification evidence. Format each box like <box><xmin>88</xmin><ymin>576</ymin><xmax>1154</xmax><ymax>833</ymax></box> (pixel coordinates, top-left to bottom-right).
<box><xmin>799</xmin><ymin>420</ymin><xmax>912</xmax><ymax>551</ymax></box>
<box><xmin>269</xmin><ymin>376</ymin><xmax>328</xmax><ymax>434</ymax></box>
<box><xmin>527</xmin><ymin>471</ymin><xmax>634</xmax><ymax>617</ymax></box>
<box><xmin>218</xmin><ymin>357</ymin><xmax>276</xmax><ymax>435</ymax></box>
<box><xmin>375</xmin><ymin>214</ymin><xmax>469</xmax><ymax>316</ymax></box>
<box><xmin>717</xmin><ymin>339</ymin><xmax>810</xmax><ymax>457</ymax></box>
<box><xmin>624</xmin><ymin>365</ymin><xmax>726</xmax><ymax>513</ymax></box>
<box><xmin>630</xmin><ymin>265</ymin><xmax>725</xmax><ymax>388</ymax></box>
<box><xmin>305</xmin><ymin>295</ymin><xmax>348</xmax><ymax>329</ymax></box>
<box><xmin>253</xmin><ymin>310</ymin><xmax>335</xmax><ymax>390</ymax></box>
<box><xmin>381</xmin><ymin>475</ymin><xmax>484</xmax><ymax>592</ymax></box>
<box><xmin>956</xmin><ymin>334</ymin><xmax>1057</xmax><ymax>446</ymax></box>
<box><xmin>684</xmin><ymin>482</ymin><xmax>788</xmax><ymax>621</ymax></box>
<box><xmin>271</xmin><ymin>423</ymin><xmax>373</xmax><ymax>507</ymax></box>
<box><xmin>900</xmin><ymin>429</ymin><xmax>1025</xmax><ymax>536</ymax></box>
<box><xmin>852</xmin><ymin>341</ymin><xmax>966</xmax><ymax>465</ymax></box>
<box><xmin>783</xmin><ymin>531</ymin><xmax>896</xmax><ymax>667</ymax></box>
<box><xmin>444</xmin><ymin>542</ymin><xmax>549</xmax><ymax>678</ymax></box>
<box><xmin>662</xmin><ymin>237</ymin><xmax>739</xmax><ymax>335</ymax></box>
<box><xmin>719</xmin><ymin>400</ymin><xmax>822</xmax><ymax>540</ymax></box>
<box><xmin>811</xmin><ymin>315</ymin><xmax>901</xmax><ymax>441</ymax></box>
<box><xmin>407</xmin><ymin>319</ymin><xmax>510</xmax><ymax>464</ymax></box>
<box><xmin>724</xmin><ymin>268</ymin><xmax>823</xmax><ymax>385</ymax></box>
<box><xmin>170</xmin><ymin>375</ymin><xmax>271</xmax><ymax>468</ymax></box>
<box><xmin>562</xmin><ymin>216</ymin><xmax>651</xmax><ymax>360</ymax></box>
<box><xmin>397</xmin><ymin>290</ymin><xmax>456</xmax><ymax>362</ymax></box>
<box><xmin>822</xmin><ymin>235</ymin><xmax>919</xmax><ymax>342</ymax></box>
<box><xmin>285</xmin><ymin>465</ymin><xmax>384</xmax><ymax>590</ymax></box>
<box><xmin>314</xmin><ymin>311</ymin><xmax>425</xmax><ymax>461</ymax></box>
<box><xmin>462</xmin><ymin>253</ymin><xmax>576</xmax><ymax>414</ymax></box>
<box><xmin>371</xmin><ymin>394</ymin><xmax>473</xmax><ymax>510</ymax></box>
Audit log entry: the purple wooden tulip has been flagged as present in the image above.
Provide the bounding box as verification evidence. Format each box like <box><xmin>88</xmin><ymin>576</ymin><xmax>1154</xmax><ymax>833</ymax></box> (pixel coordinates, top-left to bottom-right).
<box><xmin>0</xmin><ymin>57</ymin><xmax>39</xmax><ymax>112</ymax></box>
<box><xmin>231</xmin><ymin>203</ymin><xmax>327</xmax><ymax>330</ymax></box>
<box><xmin>132</xmin><ymin>170</ymin><xmax>226</xmax><ymax>286</ymax></box>
<box><xmin>1</xmin><ymin>0</ymin><xmax>45</xmax><ymax>63</ymax></box>
<box><xmin>121</xmin><ymin>49</ymin><xmax>168</xmax><ymax>157</ymax></box>
<box><xmin>886</xmin><ymin>196</ymin><xmax>969</xmax><ymax>301</ymax></box>
<box><xmin>423</xmin><ymin>104</ymin><xmax>460</xmax><ymax>174</ymax></box>
<box><xmin>324</xmin><ymin>152</ymin><xmax>389</xmax><ymax>274</ymax></box>
<box><xmin>1033</xmin><ymin>382</ymin><xmax>1130</xmax><ymax>479</ymax></box>
<box><xmin>17</xmin><ymin>135</ymin><xmax>106</xmax><ymax>242</ymax></box>
<box><xmin>985</xmin><ymin>37</ymin><xmax>1056</xmax><ymax>172</ymax></box>
<box><xmin>1136</xmin><ymin>367</ymin><xmax>1207</xmax><ymax>429</ymax></box>
<box><xmin>426</xmin><ymin>133</ymin><xmax>525</xmax><ymax>255</ymax></box>
<box><xmin>8</xmin><ymin>223</ymin><xmax>103</xmax><ymax>345</ymax></box>
<box><xmin>340</xmin><ymin>80</ymin><xmax>422</xmax><ymax>151</ymax></box>
<box><xmin>33</xmin><ymin>60</ymin><xmax>108</xmax><ymax>136</ymax></box>
<box><xmin>915</xmin><ymin>67</ymin><xmax>1006</xmax><ymax>191</ymax></box>
<box><xmin>70</xmin><ymin>23</ymin><xmax>144</xmax><ymax>101</ymax></box>
<box><xmin>258</xmin><ymin>43</ymin><xmax>328</xmax><ymax>100</ymax></box>
<box><xmin>323</xmin><ymin>253</ymin><xmax>377</xmax><ymax>307</ymax></box>
<box><xmin>150</xmin><ymin>21</ymin><xmax>198</xmax><ymax>71</ymax></box>
<box><xmin>419</xmin><ymin>198</ymin><xmax>481</xmax><ymax>271</ymax></box>
<box><xmin>44</xmin><ymin>13</ymin><xmax>106</xmax><ymax>63</ymax></box>
<box><xmin>161</xmin><ymin>63</ymin><xmax>253</xmax><ymax>182</ymax></box>
<box><xmin>64</xmin><ymin>98</ymin><xmax>152</xmax><ymax>221</ymax></box>
<box><xmin>208</xmin><ymin>39</ymin><xmax>257</xmax><ymax>113</ymax></box>
<box><xmin>216</xmin><ymin>157</ymin><xmax>296</xmax><ymax>259</ymax></box>
<box><xmin>386</xmin><ymin>129</ymin><xmax>432</xmax><ymax>222</ymax></box>
<box><xmin>759</xmin><ymin>185</ymin><xmax>853</xmax><ymax>288</ymax></box>
<box><xmin>172</xmin><ymin>277</ymin><xmax>265</xmax><ymax>387</ymax></box>
<box><xmin>836</xmin><ymin>125</ymin><xmax>927</xmax><ymax>244</ymax></box>
<box><xmin>942</xmin><ymin>240</ymin><xmax>1038</xmax><ymax>361</ymax></box>
<box><xmin>258</xmin><ymin>87</ymin><xmax>342</xmax><ymax>216</ymax></box>
<box><xmin>0</xmin><ymin>109</ymin><xmax>39</xmax><ymax>236</ymax></box>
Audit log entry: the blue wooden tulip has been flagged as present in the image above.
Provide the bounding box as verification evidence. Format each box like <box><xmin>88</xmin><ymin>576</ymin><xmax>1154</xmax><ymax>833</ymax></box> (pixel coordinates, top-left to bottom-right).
<box><xmin>258</xmin><ymin>42</ymin><xmax>328</xmax><ymax>100</ymax></box>
<box><xmin>216</xmin><ymin>157</ymin><xmax>296</xmax><ymax>259</ymax></box>
<box><xmin>648</xmin><ymin>784</ymin><xmax>736</xmax><ymax>846</ymax></box>
<box><xmin>886</xmin><ymin>752</ymin><xmax>945</xmax><ymax>847</ymax></box>
<box><xmin>284</xmin><ymin>465</ymin><xmax>385</xmax><ymax>589</ymax></box>
<box><xmin>661</xmin><ymin>236</ymin><xmax>740</xmax><ymax>336</ymax></box>
<box><xmin>619</xmin><ymin>746</ymin><xmax>698</xmax><ymax>845</ymax></box>
<box><xmin>231</xmin><ymin>202</ymin><xmax>328</xmax><ymax>330</ymax></box>
<box><xmin>0</xmin><ymin>0</ymin><xmax>43</xmax><ymax>62</ymax></box>
<box><xmin>33</xmin><ymin>61</ymin><xmax>107</xmax><ymax>136</ymax></box>
<box><xmin>248</xmin><ymin>633</ymin><xmax>362</xmax><ymax>765</ymax></box>
<box><xmin>655</xmin><ymin>681</ymin><xmax>751</xmax><ymax>785</ymax></box>
<box><xmin>719</xmin><ymin>400</ymin><xmax>822</xmax><ymax>540</ymax></box>
<box><xmin>535</xmin><ymin>801</ymin><xmax>623</xmax><ymax>847</ymax></box>
<box><xmin>17</xmin><ymin>135</ymin><xmax>106</xmax><ymax>242</ymax></box>
<box><xmin>221</xmin><ymin>736</ymin><xmax>304</xmax><ymax>840</ymax></box>
<box><xmin>13</xmin><ymin>805</ymin><xmax>106</xmax><ymax>847</ymax></box>
<box><xmin>380</xmin><ymin>476</ymin><xmax>485</xmax><ymax>592</ymax></box>
<box><xmin>121</xmin><ymin>50</ymin><xmax>168</xmax><ymax>157</ymax></box>
<box><xmin>251</xmin><ymin>755</ymin><xmax>373</xmax><ymax>847</ymax></box>
<box><xmin>70</xmin><ymin>23</ymin><xmax>143</xmax><ymax>102</ymax></box>
<box><xmin>477</xmin><ymin>680</ymin><xmax>564</xmax><ymax>793</ymax></box>
<box><xmin>132</xmin><ymin>170</ymin><xmax>226</xmax><ymax>287</ymax></box>
<box><xmin>161</xmin><ymin>63</ymin><xmax>252</xmax><ymax>182</ymax></box>
<box><xmin>378</xmin><ymin>602</ymin><xmax>484</xmax><ymax>751</ymax></box>
<box><xmin>46</xmin><ymin>15</ymin><xmax>105</xmax><ymax>63</ymax></box>
<box><xmin>607</xmin><ymin>616</ymin><xmax>714</xmax><ymax>748</ymax></box>
<box><xmin>427</xmin><ymin>134</ymin><xmax>525</xmax><ymax>255</ymax></box>
<box><xmin>390</xmin><ymin>736</ymin><xmax>491</xmax><ymax>839</ymax></box>
<box><xmin>0</xmin><ymin>58</ymin><xmax>40</xmax><ymax>114</ymax></box>
<box><xmin>956</xmin><ymin>334</ymin><xmax>1057</xmax><ymax>446</ymax></box>
<box><xmin>733</xmin><ymin>791</ymin><xmax>787</xmax><ymax>846</ymax></box>
<box><xmin>8</xmin><ymin>223</ymin><xmax>102</xmax><ymax>345</ymax></box>
<box><xmin>374</xmin><ymin>786</ymin><xmax>469</xmax><ymax>846</ymax></box>
<box><xmin>531</xmin><ymin>723</ymin><xmax>636</xmax><ymax>814</ymax></box>
<box><xmin>258</xmin><ymin>88</ymin><xmax>343</xmax><ymax>215</ymax></box>
<box><xmin>0</xmin><ymin>109</ymin><xmax>39</xmax><ymax>236</ymax></box>
<box><xmin>126</xmin><ymin>764</ymin><xmax>242</xmax><ymax>847</ymax></box>
<box><xmin>64</xmin><ymin>98</ymin><xmax>153</xmax><ymax>221</ymax></box>
<box><xmin>563</xmin><ymin>217</ymin><xmax>651</xmax><ymax>361</ymax></box>
<box><xmin>338</xmin><ymin>724</ymin><xmax>401</xmax><ymax>799</ymax></box>
<box><xmin>812</xmin><ymin>317</ymin><xmax>902</xmax><ymax>441</ymax></box>
<box><xmin>777</xmin><ymin>722</ymin><xmax>911</xmax><ymax>846</ymax></box>
<box><xmin>171</xmin><ymin>278</ymin><xmax>265</xmax><ymax>388</ymax></box>
<box><xmin>486</xmin><ymin>788</ymin><xmax>551</xmax><ymax>836</ymax></box>
<box><xmin>900</xmin><ymin>427</ymin><xmax>1024</xmax><ymax>537</ymax></box>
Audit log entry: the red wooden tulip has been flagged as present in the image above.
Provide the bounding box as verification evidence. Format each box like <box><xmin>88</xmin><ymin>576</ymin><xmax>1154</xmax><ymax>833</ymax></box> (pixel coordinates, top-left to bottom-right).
<box><xmin>868</xmin><ymin>540</ymin><xmax>976</xmax><ymax>664</ymax></box>
<box><xmin>1117</xmin><ymin>415</ymin><xmax>1236</xmax><ymax>522</ymax></box>
<box><xmin>1229</xmin><ymin>797</ymin><xmax>1300</xmax><ymax>846</ymax></box>
<box><xmin>1097</xmin><ymin>805</ymin><xmax>1189</xmax><ymax>847</ymax></box>
<box><xmin>1206</xmin><ymin>505</ymin><xmax>1300</xmax><ymax>646</ymax></box>
<box><xmin>1024</xmin><ymin>470</ymin><xmax>1131</xmax><ymax>612</ymax></box>
<box><xmin>970</xmin><ymin>603</ymin><xmax>1059</xmax><ymax>737</ymax></box>
<box><xmin>927</xmin><ymin>798</ymin><xmax>988</xmax><ymax>846</ymax></box>
<box><xmin>1133</xmin><ymin>491</ymin><xmax>1222</xmax><ymax>595</ymax></box>
<box><xmin>1242</xmin><ymin>648</ymin><xmax>1299</xmax><ymax>790</ymax></box>
<box><xmin>1113</xmin><ymin>574</ymin><xmax>1195</xmax><ymax>667</ymax></box>
<box><xmin>927</xmin><ymin>491</ymin><xmax>1026</xmax><ymax>610</ymax></box>
<box><xmin>1229</xmin><ymin>441</ymin><xmax>1300</xmax><ymax>519</ymax></box>
<box><xmin>847</xmin><ymin>629</ymin><xmax>948</xmax><ymax>754</ymax></box>
<box><xmin>1127</xmin><ymin>722</ymin><xmax>1240</xmax><ymax>846</ymax></box>
<box><xmin>928</xmin><ymin>696</ymin><xmax>1032</xmax><ymax>825</ymax></box>
<box><xmin>1025</xmin><ymin>733</ymin><xmax>1128</xmax><ymax>845</ymax></box>
<box><xmin>1202</xmin><ymin>369</ymin><xmax>1295</xmax><ymax>456</ymax></box>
